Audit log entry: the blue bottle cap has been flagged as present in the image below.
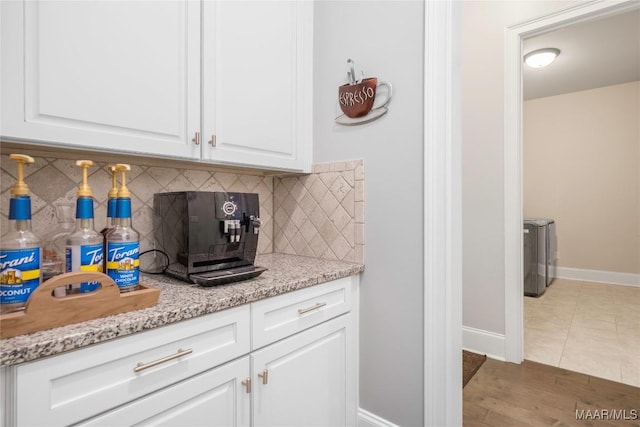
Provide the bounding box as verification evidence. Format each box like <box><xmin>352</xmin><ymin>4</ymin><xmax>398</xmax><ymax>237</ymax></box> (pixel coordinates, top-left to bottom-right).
<box><xmin>116</xmin><ymin>198</ymin><xmax>132</xmax><ymax>219</ymax></box>
<box><xmin>107</xmin><ymin>198</ymin><xmax>117</xmax><ymax>218</ymax></box>
<box><xmin>76</xmin><ymin>197</ymin><xmax>95</xmax><ymax>219</ymax></box>
<box><xmin>9</xmin><ymin>196</ymin><xmax>32</xmax><ymax>220</ymax></box>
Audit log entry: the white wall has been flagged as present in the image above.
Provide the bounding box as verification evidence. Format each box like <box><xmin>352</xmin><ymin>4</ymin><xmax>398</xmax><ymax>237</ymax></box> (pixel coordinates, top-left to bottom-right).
<box><xmin>313</xmin><ymin>2</ymin><xmax>424</xmax><ymax>426</ymax></box>
<box><xmin>524</xmin><ymin>81</ymin><xmax>640</xmax><ymax>275</ymax></box>
<box><xmin>461</xmin><ymin>1</ymin><xmax>582</xmax><ymax>344</ymax></box>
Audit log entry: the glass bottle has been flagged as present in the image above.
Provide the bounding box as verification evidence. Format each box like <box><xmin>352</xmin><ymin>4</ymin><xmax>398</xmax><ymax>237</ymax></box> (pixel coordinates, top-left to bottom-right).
<box><xmin>0</xmin><ymin>154</ymin><xmax>42</xmax><ymax>314</ymax></box>
<box><xmin>105</xmin><ymin>164</ymin><xmax>140</xmax><ymax>292</ymax></box>
<box><xmin>42</xmin><ymin>201</ymin><xmax>74</xmax><ymax>282</ymax></box>
<box><xmin>65</xmin><ymin>160</ymin><xmax>104</xmax><ymax>294</ymax></box>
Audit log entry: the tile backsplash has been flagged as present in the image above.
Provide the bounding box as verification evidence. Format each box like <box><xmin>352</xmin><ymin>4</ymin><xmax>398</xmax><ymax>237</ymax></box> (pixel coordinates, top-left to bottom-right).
<box><xmin>0</xmin><ymin>157</ymin><xmax>274</xmax><ymax>255</ymax></box>
<box><xmin>1</xmin><ymin>155</ymin><xmax>364</xmax><ymax>264</ymax></box>
<box><xmin>273</xmin><ymin>160</ymin><xmax>364</xmax><ymax>263</ymax></box>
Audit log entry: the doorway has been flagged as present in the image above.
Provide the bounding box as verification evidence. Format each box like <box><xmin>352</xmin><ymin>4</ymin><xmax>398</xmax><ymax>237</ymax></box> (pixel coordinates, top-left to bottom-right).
<box><xmin>520</xmin><ymin>10</ymin><xmax>640</xmax><ymax>386</ymax></box>
<box><xmin>503</xmin><ymin>0</ymin><xmax>640</xmax><ymax>367</ymax></box>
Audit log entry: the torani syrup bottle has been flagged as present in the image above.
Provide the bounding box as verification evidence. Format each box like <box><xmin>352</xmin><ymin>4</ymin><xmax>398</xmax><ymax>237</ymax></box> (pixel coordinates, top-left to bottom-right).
<box><xmin>0</xmin><ymin>154</ymin><xmax>42</xmax><ymax>314</ymax></box>
<box><xmin>100</xmin><ymin>165</ymin><xmax>118</xmax><ymax>273</ymax></box>
<box><xmin>65</xmin><ymin>160</ymin><xmax>104</xmax><ymax>293</ymax></box>
<box><xmin>105</xmin><ymin>164</ymin><xmax>140</xmax><ymax>292</ymax></box>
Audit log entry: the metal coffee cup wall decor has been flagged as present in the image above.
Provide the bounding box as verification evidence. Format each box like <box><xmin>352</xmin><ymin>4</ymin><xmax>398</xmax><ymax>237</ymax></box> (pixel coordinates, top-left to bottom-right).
<box><xmin>336</xmin><ymin>59</ymin><xmax>392</xmax><ymax>125</ymax></box>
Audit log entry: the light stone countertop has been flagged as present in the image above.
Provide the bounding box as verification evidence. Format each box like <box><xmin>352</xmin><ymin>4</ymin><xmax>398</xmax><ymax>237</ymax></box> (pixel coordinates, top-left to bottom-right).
<box><xmin>0</xmin><ymin>253</ymin><xmax>363</xmax><ymax>367</ymax></box>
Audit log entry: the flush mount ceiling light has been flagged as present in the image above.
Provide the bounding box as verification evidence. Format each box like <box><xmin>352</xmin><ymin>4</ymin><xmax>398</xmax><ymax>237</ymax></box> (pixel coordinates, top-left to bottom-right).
<box><xmin>524</xmin><ymin>48</ymin><xmax>560</xmax><ymax>68</ymax></box>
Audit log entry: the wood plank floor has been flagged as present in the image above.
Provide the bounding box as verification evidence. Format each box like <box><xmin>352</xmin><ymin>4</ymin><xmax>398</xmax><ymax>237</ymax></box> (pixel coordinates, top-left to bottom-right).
<box><xmin>464</xmin><ymin>358</ymin><xmax>640</xmax><ymax>426</ymax></box>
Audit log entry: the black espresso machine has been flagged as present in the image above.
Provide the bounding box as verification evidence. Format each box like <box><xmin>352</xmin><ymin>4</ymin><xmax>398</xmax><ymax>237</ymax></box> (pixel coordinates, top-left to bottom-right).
<box><xmin>153</xmin><ymin>191</ymin><xmax>266</xmax><ymax>286</ymax></box>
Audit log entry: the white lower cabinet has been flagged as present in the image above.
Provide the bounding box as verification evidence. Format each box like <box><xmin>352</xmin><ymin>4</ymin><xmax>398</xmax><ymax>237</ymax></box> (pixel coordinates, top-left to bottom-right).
<box><xmin>252</xmin><ymin>315</ymin><xmax>354</xmax><ymax>427</ymax></box>
<box><xmin>77</xmin><ymin>357</ymin><xmax>251</xmax><ymax>427</ymax></box>
<box><xmin>1</xmin><ymin>277</ymin><xmax>357</xmax><ymax>427</ymax></box>
<box><xmin>12</xmin><ymin>304</ymin><xmax>251</xmax><ymax>427</ymax></box>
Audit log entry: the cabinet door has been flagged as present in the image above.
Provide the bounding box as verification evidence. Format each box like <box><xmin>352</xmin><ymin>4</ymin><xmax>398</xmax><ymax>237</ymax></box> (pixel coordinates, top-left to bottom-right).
<box><xmin>202</xmin><ymin>1</ymin><xmax>312</xmax><ymax>171</ymax></box>
<box><xmin>1</xmin><ymin>1</ymin><xmax>201</xmax><ymax>159</ymax></box>
<box><xmin>251</xmin><ymin>314</ymin><xmax>356</xmax><ymax>427</ymax></box>
<box><xmin>77</xmin><ymin>357</ymin><xmax>251</xmax><ymax>427</ymax></box>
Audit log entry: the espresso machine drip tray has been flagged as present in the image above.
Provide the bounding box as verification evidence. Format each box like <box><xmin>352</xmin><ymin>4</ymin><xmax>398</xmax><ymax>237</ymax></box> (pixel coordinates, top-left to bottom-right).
<box><xmin>189</xmin><ymin>265</ymin><xmax>267</xmax><ymax>287</ymax></box>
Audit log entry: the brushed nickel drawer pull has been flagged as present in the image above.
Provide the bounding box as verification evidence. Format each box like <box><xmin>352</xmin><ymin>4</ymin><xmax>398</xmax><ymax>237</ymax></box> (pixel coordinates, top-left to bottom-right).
<box><xmin>298</xmin><ymin>302</ymin><xmax>327</xmax><ymax>316</ymax></box>
<box><xmin>242</xmin><ymin>378</ymin><xmax>252</xmax><ymax>393</ymax></box>
<box><xmin>258</xmin><ymin>369</ymin><xmax>269</xmax><ymax>385</ymax></box>
<box><xmin>192</xmin><ymin>132</ymin><xmax>201</xmax><ymax>145</ymax></box>
<box><xmin>134</xmin><ymin>348</ymin><xmax>193</xmax><ymax>373</ymax></box>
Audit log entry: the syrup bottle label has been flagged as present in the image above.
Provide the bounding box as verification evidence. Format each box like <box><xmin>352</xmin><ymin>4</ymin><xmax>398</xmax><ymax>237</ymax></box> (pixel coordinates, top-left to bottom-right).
<box><xmin>66</xmin><ymin>244</ymin><xmax>104</xmax><ymax>293</ymax></box>
<box><xmin>0</xmin><ymin>248</ymin><xmax>41</xmax><ymax>305</ymax></box>
<box><xmin>106</xmin><ymin>241</ymin><xmax>140</xmax><ymax>289</ymax></box>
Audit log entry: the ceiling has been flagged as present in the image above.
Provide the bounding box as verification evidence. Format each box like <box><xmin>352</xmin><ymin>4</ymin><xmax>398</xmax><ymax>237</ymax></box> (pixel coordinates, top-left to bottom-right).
<box><xmin>523</xmin><ymin>8</ymin><xmax>640</xmax><ymax>101</ymax></box>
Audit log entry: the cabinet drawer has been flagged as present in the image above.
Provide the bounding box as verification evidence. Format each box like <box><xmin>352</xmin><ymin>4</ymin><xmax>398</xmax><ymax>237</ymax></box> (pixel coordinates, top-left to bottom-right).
<box><xmin>252</xmin><ymin>277</ymin><xmax>352</xmax><ymax>349</ymax></box>
<box><xmin>76</xmin><ymin>357</ymin><xmax>251</xmax><ymax>427</ymax></box>
<box><xmin>15</xmin><ymin>305</ymin><xmax>250</xmax><ymax>427</ymax></box>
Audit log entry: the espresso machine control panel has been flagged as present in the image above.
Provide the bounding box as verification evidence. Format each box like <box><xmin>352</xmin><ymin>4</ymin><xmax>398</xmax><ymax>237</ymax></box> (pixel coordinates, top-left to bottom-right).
<box><xmin>216</xmin><ymin>194</ymin><xmax>261</xmax><ymax>243</ymax></box>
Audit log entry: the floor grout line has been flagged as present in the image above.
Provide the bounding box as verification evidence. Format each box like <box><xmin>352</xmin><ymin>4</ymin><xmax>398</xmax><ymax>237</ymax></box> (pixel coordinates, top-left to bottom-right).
<box><xmin>555</xmin><ymin>280</ymin><xmax>579</xmax><ymax>369</ymax></box>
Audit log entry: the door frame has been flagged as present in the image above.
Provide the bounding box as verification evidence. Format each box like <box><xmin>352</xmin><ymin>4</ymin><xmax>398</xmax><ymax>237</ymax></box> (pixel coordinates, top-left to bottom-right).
<box><xmin>503</xmin><ymin>0</ymin><xmax>640</xmax><ymax>363</ymax></box>
<box><xmin>424</xmin><ymin>1</ymin><xmax>462</xmax><ymax>425</ymax></box>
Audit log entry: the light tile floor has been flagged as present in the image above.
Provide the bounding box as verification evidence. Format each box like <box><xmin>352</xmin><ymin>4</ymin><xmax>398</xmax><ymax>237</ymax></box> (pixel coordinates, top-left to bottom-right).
<box><xmin>524</xmin><ymin>278</ymin><xmax>640</xmax><ymax>387</ymax></box>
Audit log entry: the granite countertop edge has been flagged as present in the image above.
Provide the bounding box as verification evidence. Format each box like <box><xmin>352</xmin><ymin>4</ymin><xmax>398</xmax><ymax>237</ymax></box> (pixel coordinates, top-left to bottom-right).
<box><xmin>1</xmin><ymin>253</ymin><xmax>364</xmax><ymax>367</ymax></box>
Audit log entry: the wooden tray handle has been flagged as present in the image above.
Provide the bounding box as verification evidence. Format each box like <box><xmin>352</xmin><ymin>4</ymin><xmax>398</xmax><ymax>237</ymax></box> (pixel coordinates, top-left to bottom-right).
<box><xmin>23</xmin><ymin>272</ymin><xmax>120</xmax><ymax>314</ymax></box>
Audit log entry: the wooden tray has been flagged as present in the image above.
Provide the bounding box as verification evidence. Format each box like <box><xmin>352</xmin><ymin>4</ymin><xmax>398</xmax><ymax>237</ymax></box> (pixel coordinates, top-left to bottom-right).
<box><xmin>0</xmin><ymin>272</ymin><xmax>160</xmax><ymax>339</ymax></box>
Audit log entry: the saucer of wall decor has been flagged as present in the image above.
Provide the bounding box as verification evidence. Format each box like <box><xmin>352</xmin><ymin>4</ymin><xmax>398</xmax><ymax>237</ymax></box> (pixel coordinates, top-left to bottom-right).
<box><xmin>335</xmin><ymin>106</ymin><xmax>388</xmax><ymax>125</ymax></box>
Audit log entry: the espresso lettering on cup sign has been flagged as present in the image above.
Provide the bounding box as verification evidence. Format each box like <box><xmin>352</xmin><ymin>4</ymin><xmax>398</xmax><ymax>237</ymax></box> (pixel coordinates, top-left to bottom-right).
<box><xmin>339</xmin><ymin>85</ymin><xmax>376</xmax><ymax>107</ymax></box>
<box><xmin>338</xmin><ymin>77</ymin><xmax>392</xmax><ymax>119</ymax></box>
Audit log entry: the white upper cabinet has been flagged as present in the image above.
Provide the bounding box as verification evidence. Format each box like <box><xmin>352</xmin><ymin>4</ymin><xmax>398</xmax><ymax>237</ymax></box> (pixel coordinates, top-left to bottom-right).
<box><xmin>1</xmin><ymin>1</ymin><xmax>312</xmax><ymax>171</ymax></box>
<box><xmin>1</xmin><ymin>1</ymin><xmax>202</xmax><ymax>159</ymax></box>
<box><xmin>202</xmin><ymin>1</ymin><xmax>313</xmax><ymax>171</ymax></box>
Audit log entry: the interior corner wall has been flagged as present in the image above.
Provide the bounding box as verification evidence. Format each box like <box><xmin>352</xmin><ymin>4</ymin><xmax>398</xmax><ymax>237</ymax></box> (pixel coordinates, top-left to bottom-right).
<box><xmin>524</xmin><ymin>81</ymin><xmax>640</xmax><ymax>275</ymax></box>
<box><xmin>460</xmin><ymin>1</ymin><xmax>581</xmax><ymax>347</ymax></box>
<box><xmin>312</xmin><ymin>2</ymin><xmax>424</xmax><ymax>426</ymax></box>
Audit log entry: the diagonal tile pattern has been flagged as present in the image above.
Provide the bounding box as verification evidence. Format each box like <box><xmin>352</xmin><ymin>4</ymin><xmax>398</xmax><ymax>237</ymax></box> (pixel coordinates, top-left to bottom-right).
<box><xmin>0</xmin><ymin>156</ymin><xmax>274</xmax><ymax>255</ymax></box>
<box><xmin>273</xmin><ymin>160</ymin><xmax>364</xmax><ymax>263</ymax></box>
<box><xmin>2</xmin><ymin>154</ymin><xmax>365</xmax><ymax>266</ymax></box>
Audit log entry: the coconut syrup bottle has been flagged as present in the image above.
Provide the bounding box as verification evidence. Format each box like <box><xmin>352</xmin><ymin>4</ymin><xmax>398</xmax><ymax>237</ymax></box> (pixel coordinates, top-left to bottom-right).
<box><xmin>65</xmin><ymin>160</ymin><xmax>104</xmax><ymax>294</ymax></box>
<box><xmin>100</xmin><ymin>165</ymin><xmax>118</xmax><ymax>272</ymax></box>
<box><xmin>105</xmin><ymin>164</ymin><xmax>140</xmax><ymax>292</ymax></box>
<box><xmin>0</xmin><ymin>154</ymin><xmax>42</xmax><ymax>314</ymax></box>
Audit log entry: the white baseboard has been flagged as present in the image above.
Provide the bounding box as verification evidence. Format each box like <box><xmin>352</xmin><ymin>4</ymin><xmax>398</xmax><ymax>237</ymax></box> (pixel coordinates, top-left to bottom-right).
<box><xmin>357</xmin><ymin>409</ymin><xmax>400</xmax><ymax>427</ymax></box>
<box><xmin>462</xmin><ymin>326</ymin><xmax>506</xmax><ymax>361</ymax></box>
<box><xmin>555</xmin><ymin>267</ymin><xmax>640</xmax><ymax>287</ymax></box>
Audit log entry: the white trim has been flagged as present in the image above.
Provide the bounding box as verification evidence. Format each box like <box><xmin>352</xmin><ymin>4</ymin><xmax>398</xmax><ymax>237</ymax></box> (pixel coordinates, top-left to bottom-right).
<box><xmin>503</xmin><ymin>0</ymin><xmax>640</xmax><ymax>365</ymax></box>
<box><xmin>462</xmin><ymin>327</ymin><xmax>506</xmax><ymax>361</ymax></box>
<box><xmin>555</xmin><ymin>267</ymin><xmax>640</xmax><ymax>287</ymax></box>
<box><xmin>504</xmin><ymin>11</ymin><xmax>524</xmax><ymax>365</ymax></box>
<box><xmin>357</xmin><ymin>409</ymin><xmax>400</xmax><ymax>427</ymax></box>
<box><xmin>424</xmin><ymin>1</ymin><xmax>462</xmax><ymax>426</ymax></box>
<box><xmin>352</xmin><ymin>275</ymin><xmax>361</xmax><ymax>427</ymax></box>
